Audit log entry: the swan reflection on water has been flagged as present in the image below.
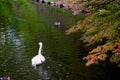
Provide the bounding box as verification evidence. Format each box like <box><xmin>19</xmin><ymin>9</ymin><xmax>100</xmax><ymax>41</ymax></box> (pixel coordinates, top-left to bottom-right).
<box><xmin>35</xmin><ymin>65</ymin><xmax>50</xmax><ymax>80</ymax></box>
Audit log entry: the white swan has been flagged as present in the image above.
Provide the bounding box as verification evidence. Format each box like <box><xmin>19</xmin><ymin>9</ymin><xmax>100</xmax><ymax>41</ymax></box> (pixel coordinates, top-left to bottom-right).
<box><xmin>32</xmin><ymin>42</ymin><xmax>45</xmax><ymax>67</ymax></box>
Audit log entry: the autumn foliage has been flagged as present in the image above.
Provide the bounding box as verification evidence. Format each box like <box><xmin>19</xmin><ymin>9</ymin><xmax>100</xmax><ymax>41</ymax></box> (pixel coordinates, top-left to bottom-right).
<box><xmin>60</xmin><ymin>0</ymin><xmax>120</xmax><ymax>67</ymax></box>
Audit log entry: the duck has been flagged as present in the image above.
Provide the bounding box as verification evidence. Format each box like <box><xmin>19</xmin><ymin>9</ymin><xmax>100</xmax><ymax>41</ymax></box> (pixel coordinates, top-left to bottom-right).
<box><xmin>54</xmin><ymin>21</ymin><xmax>60</xmax><ymax>26</ymax></box>
<box><xmin>32</xmin><ymin>42</ymin><xmax>45</xmax><ymax>67</ymax></box>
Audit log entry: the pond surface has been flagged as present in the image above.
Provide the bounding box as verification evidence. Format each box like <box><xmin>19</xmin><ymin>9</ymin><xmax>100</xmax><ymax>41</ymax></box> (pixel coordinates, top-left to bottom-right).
<box><xmin>0</xmin><ymin>2</ymin><xmax>120</xmax><ymax>80</ymax></box>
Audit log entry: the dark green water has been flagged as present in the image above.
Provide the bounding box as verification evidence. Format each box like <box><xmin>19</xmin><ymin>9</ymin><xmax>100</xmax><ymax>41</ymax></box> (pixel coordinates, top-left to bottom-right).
<box><xmin>0</xmin><ymin>1</ymin><xmax>120</xmax><ymax>80</ymax></box>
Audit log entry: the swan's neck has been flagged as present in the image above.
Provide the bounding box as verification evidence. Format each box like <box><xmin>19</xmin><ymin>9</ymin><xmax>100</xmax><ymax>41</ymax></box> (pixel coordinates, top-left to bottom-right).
<box><xmin>38</xmin><ymin>44</ymin><xmax>42</xmax><ymax>55</ymax></box>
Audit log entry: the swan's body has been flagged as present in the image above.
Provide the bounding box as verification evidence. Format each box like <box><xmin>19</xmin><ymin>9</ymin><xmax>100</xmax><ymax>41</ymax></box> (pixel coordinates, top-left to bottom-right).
<box><xmin>32</xmin><ymin>42</ymin><xmax>45</xmax><ymax>67</ymax></box>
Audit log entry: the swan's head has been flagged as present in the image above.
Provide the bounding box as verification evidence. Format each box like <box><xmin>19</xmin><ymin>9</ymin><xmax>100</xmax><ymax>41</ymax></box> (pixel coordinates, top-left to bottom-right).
<box><xmin>38</xmin><ymin>42</ymin><xmax>42</xmax><ymax>46</ymax></box>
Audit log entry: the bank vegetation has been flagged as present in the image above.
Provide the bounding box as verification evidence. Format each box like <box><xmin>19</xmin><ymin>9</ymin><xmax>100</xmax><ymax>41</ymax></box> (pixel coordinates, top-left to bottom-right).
<box><xmin>60</xmin><ymin>0</ymin><xmax>120</xmax><ymax>67</ymax></box>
